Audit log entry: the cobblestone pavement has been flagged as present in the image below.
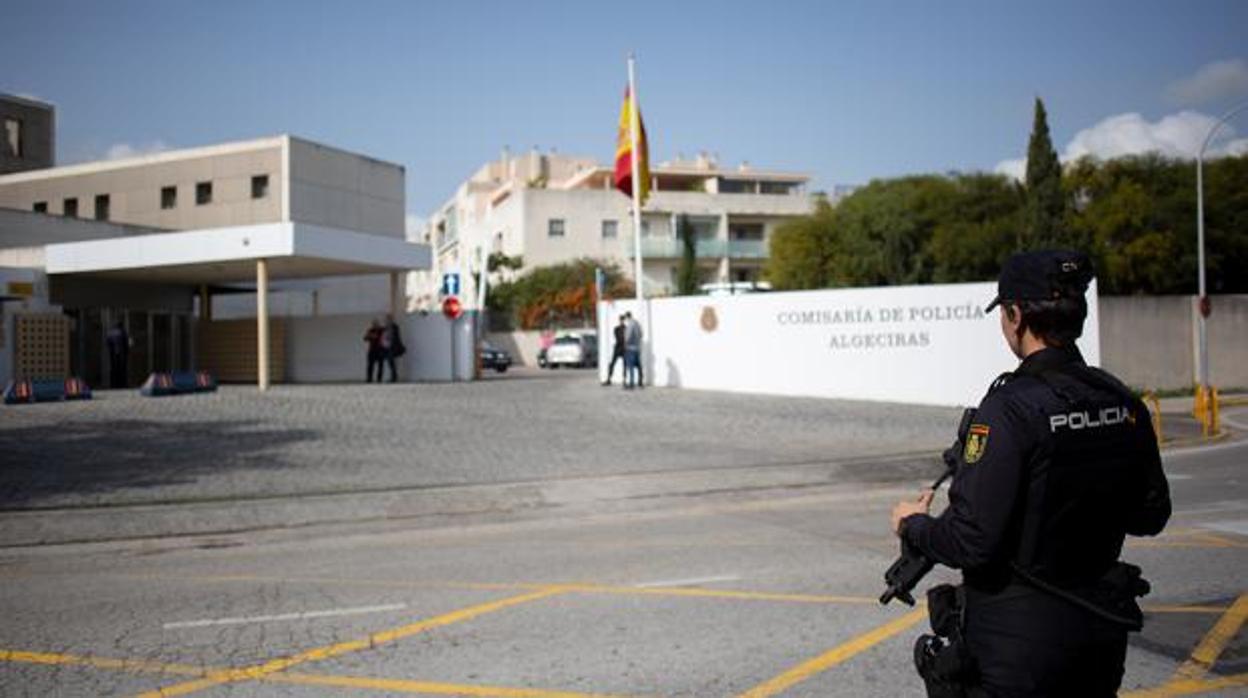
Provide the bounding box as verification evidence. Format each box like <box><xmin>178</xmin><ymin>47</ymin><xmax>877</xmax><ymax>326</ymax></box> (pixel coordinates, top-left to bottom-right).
<box><xmin>0</xmin><ymin>369</ymin><xmax>961</xmax><ymax>510</ymax></box>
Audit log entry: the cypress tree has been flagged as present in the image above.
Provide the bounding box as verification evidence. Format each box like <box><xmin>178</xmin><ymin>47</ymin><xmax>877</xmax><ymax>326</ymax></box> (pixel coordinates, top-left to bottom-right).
<box><xmin>676</xmin><ymin>215</ymin><xmax>700</xmax><ymax>295</ymax></box>
<box><xmin>1023</xmin><ymin>97</ymin><xmax>1066</xmax><ymax>248</ymax></box>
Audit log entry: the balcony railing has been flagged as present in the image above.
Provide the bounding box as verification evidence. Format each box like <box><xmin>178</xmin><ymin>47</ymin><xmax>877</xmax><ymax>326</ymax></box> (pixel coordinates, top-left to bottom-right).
<box><xmin>626</xmin><ymin>238</ymin><xmax>769</xmax><ymax>259</ymax></box>
<box><xmin>728</xmin><ymin>239</ymin><xmax>768</xmax><ymax>259</ymax></box>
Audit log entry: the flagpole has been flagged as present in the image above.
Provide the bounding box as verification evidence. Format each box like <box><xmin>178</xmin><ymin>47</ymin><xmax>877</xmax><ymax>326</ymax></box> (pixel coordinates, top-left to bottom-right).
<box><xmin>628</xmin><ymin>54</ymin><xmax>644</xmax><ymax>303</ymax></box>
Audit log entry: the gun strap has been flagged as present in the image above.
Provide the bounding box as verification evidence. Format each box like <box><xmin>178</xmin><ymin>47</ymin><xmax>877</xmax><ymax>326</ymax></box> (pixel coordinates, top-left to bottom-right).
<box><xmin>1009</xmin><ymin>563</ymin><xmax>1142</xmax><ymax>630</ymax></box>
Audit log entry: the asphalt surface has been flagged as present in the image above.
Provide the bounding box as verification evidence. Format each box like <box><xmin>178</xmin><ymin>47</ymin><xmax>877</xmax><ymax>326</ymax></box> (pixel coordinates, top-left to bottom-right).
<box><xmin>0</xmin><ymin>372</ymin><xmax>1244</xmax><ymax>696</ymax></box>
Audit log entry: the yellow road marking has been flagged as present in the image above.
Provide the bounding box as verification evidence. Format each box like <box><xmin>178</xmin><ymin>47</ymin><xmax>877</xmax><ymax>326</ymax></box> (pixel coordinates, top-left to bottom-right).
<box><xmin>268</xmin><ymin>671</ymin><xmax>630</xmax><ymax>697</ymax></box>
<box><xmin>1145</xmin><ymin>605</ymin><xmax>1232</xmax><ymax>615</ymax></box>
<box><xmin>137</xmin><ymin>587</ymin><xmax>566</xmax><ymax>697</ymax></box>
<box><xmin>0</xmin><ymin>649</ymin><xmax>210</xmax><ymax>677</ymax></box>
<box><xmin>1122</xmin><ymin>671</ymin><xmax>1248</xmax><ymax>697</ymax></box>
<box><xmin>1170</xmin><ymin>592</ymin><xmax>1248</xmax><ymax>683</ymax></box>
<box><xmin>736</xmin><ymin>607</ymin><xmax>927</xmax><ymax>698</ymax></box>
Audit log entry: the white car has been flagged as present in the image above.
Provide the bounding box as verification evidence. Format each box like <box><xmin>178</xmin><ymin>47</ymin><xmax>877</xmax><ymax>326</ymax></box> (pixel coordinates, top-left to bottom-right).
<box><xmin>545</xmin><ymin>333</ymin><xmax>599</xmax><ymax>368</ymax></box>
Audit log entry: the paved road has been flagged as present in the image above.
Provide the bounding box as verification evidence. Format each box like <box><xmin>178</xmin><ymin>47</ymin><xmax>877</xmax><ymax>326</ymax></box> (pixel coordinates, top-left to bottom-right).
<box><xmin>0</xmin><ymin>394</ymin><xmax>1243</xmax><ymax>696</ymax></box>
<box><xmin>0</xmin><ymin>369</ymin><xmax>959</xmax><ymax>510</ymax></box>
<box><xmin>1</xmin><ymin>370</ymin><xmax>961</xmax><ymax>545</ymax></box>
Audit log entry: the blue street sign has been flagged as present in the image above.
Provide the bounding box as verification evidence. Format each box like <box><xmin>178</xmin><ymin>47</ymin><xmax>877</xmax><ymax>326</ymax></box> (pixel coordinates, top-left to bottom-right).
<box><xmin>441</xmin><ymin>272</ymin><xmax>461</xmax><ymax>297</ymax></box>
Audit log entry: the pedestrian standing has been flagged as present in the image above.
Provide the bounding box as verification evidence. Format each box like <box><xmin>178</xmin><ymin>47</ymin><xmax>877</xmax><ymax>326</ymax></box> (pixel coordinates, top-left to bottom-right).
<box><xmin>105</xmin><ymin>321</ymin><xmax>130</xmax><ymax>389</ymax></box>
<box><xmin>363</xmin><ymin>318</ymin><xmax>384</xmax><ymax>383</ymax></box>
<box><xmin>602</xmin><ymin>315</ymin><xmax>627</xmax><ymax>386</ymax></box>
<box><xmin>382</xmin><ymin>314</ymin><xmax>404</xmax><ymax>383</ymax></box>
<box><xmin>623</xmin><ymin>312</ymin><xmax>643</xmax><ymax>390</ymax></box>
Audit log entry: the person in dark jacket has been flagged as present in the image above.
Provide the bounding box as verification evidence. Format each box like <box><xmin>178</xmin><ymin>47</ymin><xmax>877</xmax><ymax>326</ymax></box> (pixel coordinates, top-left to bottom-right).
<box><xmin>381</xmin><ymin>314</ymin><xmax>403</xmax><ymax>383</ymax></box>
<box><xmin>891</xmin><ymin>250</ymin><xmax>1171</xmax><ymax>697</ymax></box>
<box><xmin>363</xmin><ymin>318</ymin><xmax>384</xmax><ymax>383</ymax></box>
<box><xmin>105</xmin><ymin>321</ymin><xmax>130</xmax><ymax>389</ymax></box>
<box><xmin>602</xmin><ymin>315</ymin><xmax>627</xmax><ymax>386</ymax></box>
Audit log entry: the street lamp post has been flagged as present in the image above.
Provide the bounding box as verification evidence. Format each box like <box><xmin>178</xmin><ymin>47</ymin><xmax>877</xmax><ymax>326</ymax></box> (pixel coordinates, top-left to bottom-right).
<box><xmin>1195</xmin><ymin>100</ymin><xmax>1248</xmax><ymax>391</ymax></box>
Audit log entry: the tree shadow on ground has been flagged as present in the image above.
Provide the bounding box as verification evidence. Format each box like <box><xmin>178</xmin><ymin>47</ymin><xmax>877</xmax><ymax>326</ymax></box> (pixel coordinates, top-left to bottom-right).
<box><xmin>0</xmin><ymin>419</ymin><xmax>319</xmax><ymax>508</ymax></box>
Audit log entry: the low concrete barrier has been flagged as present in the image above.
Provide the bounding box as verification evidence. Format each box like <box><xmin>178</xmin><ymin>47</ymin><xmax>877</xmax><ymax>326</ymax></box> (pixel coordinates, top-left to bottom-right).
<box><xmin>3</xmin><ymin>377</ymin><xmax>92</xmax><ymax>404</ymax></box>
<box><xmin>138</xmin><ymin>371</ymin><xmax>218</xmax><ymax>397</ymax></box>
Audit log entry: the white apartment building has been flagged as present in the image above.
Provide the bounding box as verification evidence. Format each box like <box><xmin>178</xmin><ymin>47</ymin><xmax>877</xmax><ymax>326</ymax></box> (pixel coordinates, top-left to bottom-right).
<box><xmin>413</xmin><ymin>150</ymin><xmax>815</xmax><ymax>312</ymax></box>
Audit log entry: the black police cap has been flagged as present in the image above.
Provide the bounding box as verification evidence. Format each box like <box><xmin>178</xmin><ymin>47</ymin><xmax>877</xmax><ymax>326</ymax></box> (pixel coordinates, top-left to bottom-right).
<box><xmin>985</xmin><ymin>250</ymin><xmax>1094</xmax><ymax>312</ymax></box>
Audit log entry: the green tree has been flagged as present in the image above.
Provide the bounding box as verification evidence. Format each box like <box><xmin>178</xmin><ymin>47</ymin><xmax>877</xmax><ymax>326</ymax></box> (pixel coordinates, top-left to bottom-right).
<box><xmin>765</xmin><ymin>198</ymin><xmax>837</xmax><ymax>290</ymax></box>
<box><xmin>1022</xmin><ymin>97</ymin><xmax>1066</xmax><ymax>248</ymax></box>
<box><xmin>675</xmin><ymin>215</ymin><xmax>700</xmax><ymax>295</ymax></box>
<box><xmin>926</xmin><ymin>173</ymin><xmax>1022</xmax><ymax>282</ymax></box>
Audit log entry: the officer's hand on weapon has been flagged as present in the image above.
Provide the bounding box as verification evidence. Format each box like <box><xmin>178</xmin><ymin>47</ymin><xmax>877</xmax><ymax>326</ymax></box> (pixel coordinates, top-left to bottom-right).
<box><xmin>891</xmin><ymin>490</ymin><xmax>934</xmax><ymax>535</ymax></box>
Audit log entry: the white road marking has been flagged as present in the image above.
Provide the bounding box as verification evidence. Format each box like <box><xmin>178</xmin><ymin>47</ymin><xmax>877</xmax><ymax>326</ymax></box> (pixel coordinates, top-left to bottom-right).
<box><xmin>162</xmin><ymin>603</ymin><xmax>408</xmax><ymax>630</ymax></box>
<box><xmin>634</xmin><ymin>574</ymin><xmax>742</xmax><ymax>588</ymax></box>
<box><xmin>1165</xmin><ymin>437</ymin><xmax>1248</xmax><ymax>459</ymax></box>
<box><xmin>1174</xmin><ymin>502</ymin><xmax>1248</xmax><ymax>516</ymax></box>
<box><xmin>1201</xmin><ymin>520</ymin><xmax>1248</xmax><ymax>537</ymax></box>
<box><xmin>1168</xmin><ymin>474</ymin><xmax>1193</xmax><ymax>480</ymax></box>
<box><xmin>1221</xmin><ymin>414</ymin><xmax>1248</xmax><ymax>431</ymax></box>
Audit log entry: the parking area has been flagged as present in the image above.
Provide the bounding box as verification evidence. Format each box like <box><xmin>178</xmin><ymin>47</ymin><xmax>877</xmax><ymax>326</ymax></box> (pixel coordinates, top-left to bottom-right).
<box><xmin>2</xmin><ymin>380</ymin><xmax>1245</xmax><ymax>696</ymax></box>
<box><xmin>2</xmin><ymin>440</ymin><xmax>1246</xmax><ymax>697</ymax></box>
<box><xmin>0</xmin><ymin>371</ymin><xmax>958</xmax><ymax>512</ymax></box>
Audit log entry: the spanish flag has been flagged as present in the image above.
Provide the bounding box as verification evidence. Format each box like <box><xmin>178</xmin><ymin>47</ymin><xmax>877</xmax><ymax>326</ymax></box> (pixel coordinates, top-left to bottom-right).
<box><xmin>614</xmin><ymin>87</ymin><xmax>650</xmax><ymax>206</ymax></box>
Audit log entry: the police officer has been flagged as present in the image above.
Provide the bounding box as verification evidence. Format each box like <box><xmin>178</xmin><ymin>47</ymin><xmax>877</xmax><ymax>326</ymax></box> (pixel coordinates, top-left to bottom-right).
<box><xmin>891</xmin><ymin>250</ymin><xmax>1171</xmax><ymax>697</ymax></box>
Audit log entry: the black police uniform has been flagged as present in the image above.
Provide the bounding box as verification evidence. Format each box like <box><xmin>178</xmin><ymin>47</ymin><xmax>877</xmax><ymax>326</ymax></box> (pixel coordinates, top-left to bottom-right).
<box><xmin>899</xmin><ymin>254</ymin><xmax>1171</xmax><ymax>697</ymax></box>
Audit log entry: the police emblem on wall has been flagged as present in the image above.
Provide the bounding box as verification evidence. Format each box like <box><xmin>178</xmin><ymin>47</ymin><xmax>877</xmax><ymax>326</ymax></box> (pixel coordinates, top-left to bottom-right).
<box><xmin>700</xmin><ymin>306</ymin><xmax>718</xmax><ymax>333</ymax></box>
<box><xmin>963</xmin><ymin>424</ymin><xmax>990</xmax><ymax>464</ymax></box>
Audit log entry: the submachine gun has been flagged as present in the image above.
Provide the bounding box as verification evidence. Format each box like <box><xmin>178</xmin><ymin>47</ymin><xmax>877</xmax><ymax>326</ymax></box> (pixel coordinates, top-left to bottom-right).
<box><xmin>879</xmin><ymin>408</ymin><xmax>976</xmax><ymax>606</ymax></box>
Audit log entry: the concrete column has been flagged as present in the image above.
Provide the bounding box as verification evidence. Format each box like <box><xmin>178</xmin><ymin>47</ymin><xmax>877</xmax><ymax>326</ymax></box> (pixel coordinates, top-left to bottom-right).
<box><xmin>256</xmin><ymin>259</ymin><xmax>270</xmax><ymax>391</ymax></box>
<box><xmin>719</xmin><ymin>213</ymin><xmax>731</xmax><ymax>283</ymax></box>
<box><xmin>389</xmin><ymin>271</ymin><xmax>400</xmax><ymax>316</ymax></box>
<box><xmin>199</xmin><ymin>284</ymin><xmax>212</xmax><ymax>321</ymax></box>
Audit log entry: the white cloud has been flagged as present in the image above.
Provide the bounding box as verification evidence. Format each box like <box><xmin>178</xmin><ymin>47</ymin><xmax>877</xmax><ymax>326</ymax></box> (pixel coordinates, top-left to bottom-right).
<box><xmin>405</xmin><ymin>213</ymin><xmax>426</xmax><ymax>240</ymax></box>
<box><xmin>1167</xmin><ymin>58</ymin><xmax>1248</xmax><ymax>106</ymax></box>
<box><xmin>993</xmin><ymin>157</ymin><xmax>1026</xmax><ymax>182</ymax></box>
<box><xmin>1063</xmin><ymin>111</ymin><xmax>1220</xmax><ymax>160</ymax></box>
<box><xmin>104</xmin><ymin>140</ymin><xmax>169</xmax><ymax>160</ymax></box>
<box><xmin>994</xmin><ymin>110</ymin><xmax>1244</xmax><ymax>180</ymax></box>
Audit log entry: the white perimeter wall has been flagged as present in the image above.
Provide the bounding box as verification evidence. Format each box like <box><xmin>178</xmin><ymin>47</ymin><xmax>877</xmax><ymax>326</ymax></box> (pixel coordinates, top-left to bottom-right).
<box><xmin>285</xmin><ymin>312</ymin><xmax>475</xmax><ymax>383</ymax></box>
<box><xmin>599</xmin><ymin>281</ymin><xmax>1101</xmax><ymax>407</ymax></box>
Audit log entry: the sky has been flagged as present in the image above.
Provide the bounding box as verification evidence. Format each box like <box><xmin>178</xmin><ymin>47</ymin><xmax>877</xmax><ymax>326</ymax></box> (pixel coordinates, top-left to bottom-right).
<box><xmin>5</xmin><ymin>1</ymin><xmax>1248</xmax><ymax>230</ymax></box>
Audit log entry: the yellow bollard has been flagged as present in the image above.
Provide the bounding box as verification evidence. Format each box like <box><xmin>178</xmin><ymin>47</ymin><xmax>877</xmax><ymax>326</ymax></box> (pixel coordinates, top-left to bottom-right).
<box><xmin>1211</xmin><ymin>386</ymin><xmax>1220</xmax><ymax>436</ymax></box>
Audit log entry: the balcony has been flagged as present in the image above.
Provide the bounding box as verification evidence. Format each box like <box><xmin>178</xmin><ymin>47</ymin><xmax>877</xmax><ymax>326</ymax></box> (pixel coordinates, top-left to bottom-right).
<box><xmin>728</xmin><ymin>239</ymin><xmax>768</xmax><ymax>259</ymax></box>
<box><xmin>626</xmin><ymin>238</ymin><xmax>768</xmax><ymax>259</ymax></box>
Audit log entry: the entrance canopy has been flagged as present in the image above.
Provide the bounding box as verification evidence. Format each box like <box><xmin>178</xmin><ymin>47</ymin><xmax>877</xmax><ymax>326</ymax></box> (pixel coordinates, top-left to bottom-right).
<box><xmin>44</xmin><ymin>222</ymin><xmax>431</xmax><ymax>391</ymax></box>
<box><xmin>44</xmin><ymin>222</ymin><xmax>430</xmax><ymax>283</ymax></box>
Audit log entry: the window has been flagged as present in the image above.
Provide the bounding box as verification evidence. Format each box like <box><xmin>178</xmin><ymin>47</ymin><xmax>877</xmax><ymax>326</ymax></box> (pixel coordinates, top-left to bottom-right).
<box><xmin>601</xmin><ymin>220</ymin><xmax>618</xmax><ymax>239</ymax></box>
<box><xmin>251</xmin><ymin>174</ymin><xmax>269</xmax><ymax>199</ymax></box>
<box><xmin>548</xmin><ymin>218</ymin><xmax>565</xmax><ymax>237</ymax></box>
<box><xmin>63</xmin><ymin>197</ymin><xmax>78</xmax><ymax>217</ymax></box>
<box><xmin>32</xmin><ymin>201</ymin><xmax>47</xmax><ymax>213</ymax></box>
<box><xmin>3</xmin><ymin>118</ymin><xmax>20</xmax><ymax>157</ymax></box>
<box><xmin>641</xmin><ymin>220</ymin><xmax>651</xmax><ymax>236</ymax></box>
<box><xmin>196</xmin><ymin>181</ymin><xmax>213</xmax><ymax>205</ymax></box>
<box><xmin>161</xmin><ymin>186</ymin><xmax>177</xmax><ymax>210</ymax></box>
<box><xmin>94</xmin><ymin>194</ymin><xmax>110</xmax><ymax>221</ymax></box>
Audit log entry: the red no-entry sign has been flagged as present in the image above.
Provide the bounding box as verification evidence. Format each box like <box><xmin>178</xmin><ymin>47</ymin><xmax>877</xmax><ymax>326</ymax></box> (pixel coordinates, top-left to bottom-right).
<box><xmin>442</xmin><ymin>296</ymin><xmax>463</xmax><ymax>320</ymax></box>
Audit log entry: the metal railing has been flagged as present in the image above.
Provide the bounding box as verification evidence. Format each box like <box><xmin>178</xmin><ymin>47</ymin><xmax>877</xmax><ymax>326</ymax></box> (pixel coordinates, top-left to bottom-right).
<box><xmin>627</xmin><ymin>238</ymin><xmax>768</xmax><ymax>259</ymax></box>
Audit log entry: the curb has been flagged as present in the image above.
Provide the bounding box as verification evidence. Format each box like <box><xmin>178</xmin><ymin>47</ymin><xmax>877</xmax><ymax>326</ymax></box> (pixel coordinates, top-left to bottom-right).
<box><xmin>0</xmin><ymin>451</ymin><xmax>944</xmax><ymax>549</ymax></box>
